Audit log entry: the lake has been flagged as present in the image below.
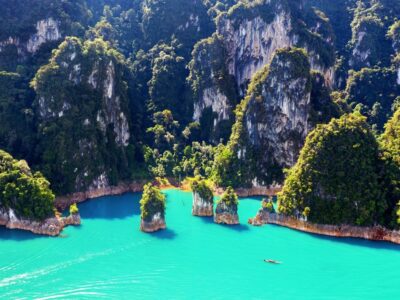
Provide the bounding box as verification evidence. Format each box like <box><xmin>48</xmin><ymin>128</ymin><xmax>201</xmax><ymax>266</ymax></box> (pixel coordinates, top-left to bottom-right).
<box><xmin>1</xmin><ymin>189</ymin><xmax>400</xmax><ymax>299</ymax></box>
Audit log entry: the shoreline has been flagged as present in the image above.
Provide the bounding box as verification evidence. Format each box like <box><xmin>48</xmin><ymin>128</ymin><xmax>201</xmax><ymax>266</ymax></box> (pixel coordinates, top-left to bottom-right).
<box><xmin>0</xmin><ymin>209</ymin><xmax>81</xmax><ymax>236</ymax></box>
<box><xmin>249</xmin><ymin>211</ymin><xmax>400</xmax><ymax>245</ymax></box>
<box><xmin>55</xmin><ymin>181</ymin><xmax>147</xmax><ymax>209</ymax></box>
<box><xmin>16</xmin><ymin>182</ymin><xmax>400</xmax><ymax>244</ymax></box>
<box><xmin>55</xmin><ymin>181</ymin><xmax>282</xmax><ymax>209</ymax></box>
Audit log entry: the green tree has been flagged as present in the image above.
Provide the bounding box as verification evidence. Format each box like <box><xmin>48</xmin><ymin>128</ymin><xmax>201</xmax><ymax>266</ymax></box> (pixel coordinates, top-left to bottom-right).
<box><xmin>278</xmin><ymin>113</ymin><xmax>386</xmax><ymax>226</ymax></box>
<box><xmin>0</xmin><ymin>150</ymin><xmax>55</xmax><ymax>221</ymax></box>
<box><xmin>69</xmin><ymin>203</ymin><xmax>79</xmax><ymax>215</ymax></box>
<box><xmin>140</xmin><ymin>183</ymin><xmax>166</xmax><ymax>221</ymax></box>
<box><xmin>191</xmin><ymin>178</ymin><xmax>213</xmax><ymax>203</ymax></box>
<box><xmin>218</xmin><ymin>186</ymin><xmax>238</xmax><ymax>206</ymax></box>
<box><xmin>380</xmin><ymin>108</ymin><xmax>400</xmax><ymax>227</ymax></box>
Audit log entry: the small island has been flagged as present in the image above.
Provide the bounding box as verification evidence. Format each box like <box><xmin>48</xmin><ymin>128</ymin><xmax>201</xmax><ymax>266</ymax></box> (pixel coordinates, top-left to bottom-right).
<box><xmin>214</xmin><ymin>187</ymin><xmax>239</xmax><ymax>225</ymax></box>
<box><xmin>191</xmin><ymin>178</ymin><xmax>214</xmax><ymax>216</ymax></box>
<box><xmin>140</xmin><ymin>183</ymin><xmax>166</xmax><ymax>232</ymax></box>
<box><xmin>0</xmin><ymin>150</ymin><xmax>80</xmax><ymax>236</ymax></box>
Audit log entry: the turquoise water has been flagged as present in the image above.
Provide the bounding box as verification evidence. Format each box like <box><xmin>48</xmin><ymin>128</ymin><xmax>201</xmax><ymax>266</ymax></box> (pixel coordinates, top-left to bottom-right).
<box><xmin>1</xmin><ymin>189</ymin><xmax>400</xmax><ymax>299</ymax></box>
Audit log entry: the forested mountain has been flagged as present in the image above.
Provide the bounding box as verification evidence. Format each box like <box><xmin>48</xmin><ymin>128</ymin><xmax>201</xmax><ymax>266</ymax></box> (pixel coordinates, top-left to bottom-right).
<box><xmin>0</xmin><ymin>0</ymin><xmax>399</xmax><ymax>226</ymax></box>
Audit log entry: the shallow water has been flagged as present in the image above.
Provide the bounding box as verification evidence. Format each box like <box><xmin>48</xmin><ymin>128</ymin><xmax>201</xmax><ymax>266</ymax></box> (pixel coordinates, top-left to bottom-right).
<box><xmin>1</xmin><ymin>189</ymin><xmax>400</xmax><ymax>299</ymax></box>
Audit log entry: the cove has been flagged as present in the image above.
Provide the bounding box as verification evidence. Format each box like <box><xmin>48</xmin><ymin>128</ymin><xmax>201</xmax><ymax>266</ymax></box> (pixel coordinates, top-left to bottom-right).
<box><xmin>1</xmin><ymin>189</ymin><xmax>400</xmax><ymax>299</ymax></box>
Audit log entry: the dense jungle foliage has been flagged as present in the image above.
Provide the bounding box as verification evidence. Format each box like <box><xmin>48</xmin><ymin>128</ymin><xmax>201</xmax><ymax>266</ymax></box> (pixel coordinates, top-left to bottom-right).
<box><xmin>0</xmin><ymin>0</ymin><xmax>399</xmax><ymax>224</ymax></box>
<box><xmin>0</xmin><ymin>150</ymin><xmax>55</xmax><ymax>221</ymax></box>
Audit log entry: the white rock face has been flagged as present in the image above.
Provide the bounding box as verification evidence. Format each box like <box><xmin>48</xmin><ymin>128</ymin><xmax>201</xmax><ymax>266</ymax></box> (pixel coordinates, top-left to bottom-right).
<box><xmin>349</xmin><ymin>31</ymin><xmax>370</xmax><ymax>68</ymax></box>
<box><xmin>0</xmin><ymin>37</ymin><xmax>23</xmax><ymax>54</ymax></box>
<box><xmin>192</xmin><ymin>7</ymin><xmax>335</xmax><ymax>135</ymax></box>
<box><xmin>99</xmin><ymin>61</ymin><xmax>130</xmax><ymax>146</ymax></box>
<box><xmin>397</xmin><ymin>67</ymin><xmax>400</xmax><ymax>85</ymax></box>
<box><xmin>192</xmin><ymin>191</ymin><xmax>213</xmax><ymax>216</ymax></box>
<box><xmin>89</xmin><ymin>172</ymin><xmax>109</xmax><ymax>190</ymax></box>
<box><xmin>220</xmin><ymin>14</ymin><xmax>294</xmax><ymax>94</ymax></box>
<box><xmin>246</xmin><ymin>75</ymin><xmax>310</xmax><ymax>166</ymax></box>
<box><xmin>239</xmin><ymin>50</ymin><xmax>312</xmax><ymax>185</ymax></box>
<box><xmin>27</xmin><ymin>18</ymin><xmax>61</xmax><ymax>53</ymax></box>
<box><xmin>193</xmin><ymin>87</ymin><xmax>230</xmax><ymax>124</ymax></box>
<box><xmin>0</xmin><ymin>18</ymin><xmax>61</xmax><ymax>56</ymax></box>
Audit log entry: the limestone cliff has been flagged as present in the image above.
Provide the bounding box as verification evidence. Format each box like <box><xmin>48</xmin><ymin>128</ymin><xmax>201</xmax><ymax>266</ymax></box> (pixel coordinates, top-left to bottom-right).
<box><xmin>0</xmin><ymin>18</ymin><xmax>61</xmax><ymax>57</ymax></box>
<box><xmin>396</xmin><ymin>57</ymin><xmax>400</xmax><ymax>85</ymax></box>
<box><xmin>189</xmin><ymin>0</ymin><xmax>335</xmax><ymax>141</ymax></box>
<box><xmin>31</xmin><ymin>37</ymin><xmax>134</xmax><ymax>194</ymax></box>
<box><xmin>225</xmin><ymin>48</ymin><xmax>313</xmax><ymax>187</ymax></box>
<box><xmin>214</xmin><ymin>187</ymin><xmax>239</xmax><ymax>225</ymax></box>
<box><xmin>0</xmin><ymin>0</ymin><xmax>88</xmax><ymax>71</ymax></box>
<box><xmin>140</xmin><ymin>212</ymin><xmax>167</xmax><ymax>233</ymax></box>
<box><xmin>191</xmin><ymin>179</ymin><xmax>214</xmax><ymax>216</ymax></box>
<box><xmin>348</xmin><ymin>16</ymin><xmax>389</xmax><ymax>70</ymax></box>
<box><xmin>192</xmin><ymin>191</ymin><xmax>214</xmax><ymax>216</ymax></box>
<box><xmin>214</xmin><ymin>201</ymin><xmax>239</xmax><ymax>225</ymax></box>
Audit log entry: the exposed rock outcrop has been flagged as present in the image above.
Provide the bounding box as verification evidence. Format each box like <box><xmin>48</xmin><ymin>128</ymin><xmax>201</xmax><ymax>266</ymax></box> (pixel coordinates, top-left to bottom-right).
<box><xmin>26</xmin><ymin>18</ymin><xmax>62</xmax><ymax>53</ymax></box>
<box><xmin>32</xmin><ymin>37</ymin><xmax>134</xmax><ymax>194</ymax></box>
<box><xmin>214</xmin><ymin>202</ymin><xmax>239</xmax><ymax>225</ymax></box>
<box><xmin>248</xmin><ymin>198</ymin><xmax>275</xmax><ymax>226</ymax></box>
<box><xmin>249</xmin><ymin>211</ymin><xmax>400</xmax><ymax>245</ymax></box>
<box><xmin>191</xmin><ymin>179</ymin><xmax>214</xmax><ymax>216</ymax></box>
<box><xmin>225</xmin><ymin>48</ymin><xmax>314</xmax><ymax>187</ymax></box>
<box><xmin>0</xmin><ymin>208</ymin><xmax>80</xmax><ymax>236</ymax></box>
<box><xmin>0</xmin><ymin>18</ymin><xmax>62</xmax><ymax>56</ymax></box>
<box><xmin>214</xmin><ymin>187</ymin><xmax>239</xmax><ymax>225</ymax></box>
<box><xmin>397</xmin><ymin>64</ymin><xmax>400</xmax><ymax>85</ymax></box>
<box><xmin>192</xmin><ymin>191</ymin><xmax>213</xmax><ymax>216</ymax></box>
<box><xmin>189</xmin><ymin>0</ymin><xmax>335</xmax><ymax>141</ymax></box>
<box><xmin>62</xmin><ymin>213</ymin><xmax>81</xmax><ymax>227</ymax></box>
<box><xmin>140</xmin><ymin>213</ymin><xmax>166</xmax><ymax>233</ymax></box>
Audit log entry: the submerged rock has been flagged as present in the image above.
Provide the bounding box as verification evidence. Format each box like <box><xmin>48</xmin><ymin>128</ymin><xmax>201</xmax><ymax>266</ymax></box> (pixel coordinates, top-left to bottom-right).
<box><xmin>140</xmin><ymin>183</ymin><xmax>166</xmax><ymax>233</ymax></box>
<box><xmin>214</xmin><ymin>187</ymin><xmax>239</xmax><ymax>225</ymax></box>
<box><xmin>191</xmin><ymin>179</ymin><xmax>214</xmax><ymax>216</ymax></box>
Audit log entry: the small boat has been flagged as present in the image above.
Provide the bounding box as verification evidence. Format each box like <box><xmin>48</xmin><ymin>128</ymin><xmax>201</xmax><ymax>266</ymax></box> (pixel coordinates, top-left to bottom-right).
<box><xmin>264</xmin><ymin>259</ymin><xmax>281</xmax><ymax>264</ymax></box>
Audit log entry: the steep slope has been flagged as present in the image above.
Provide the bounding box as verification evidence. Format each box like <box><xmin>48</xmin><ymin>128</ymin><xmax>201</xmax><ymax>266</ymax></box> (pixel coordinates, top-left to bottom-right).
<box><xmin>277</xmin><ymin>113</ymin><xmax>388</xmax><ymax>227</ymax></box>
<box><xmin>31</xmin><ymin>37</ymin><xmax>136</xmax><ymax>194</ymax></box>
<box><xmin>212</xmin><ymin>48</ymin><xmax>339</xmax><ymax>188</ymax></box>
<box><xmin>0</xmin><ymin>0</ymin><xmax>89</xmax><ymax>71</ymax></box>
<box><xmin>188</xmin><ymin>0</ymin><xmax>336</xmax><ymax>142</ymax></box>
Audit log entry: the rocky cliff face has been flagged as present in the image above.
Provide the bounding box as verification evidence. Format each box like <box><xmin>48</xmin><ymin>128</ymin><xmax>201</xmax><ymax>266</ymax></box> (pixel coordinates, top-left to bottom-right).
<box><xmin>140</xmin><ymin>212</ymin><xmax>166</xmax><ymax>232</ymax></box>
<box><xmin>214</xmin><ymin>201</ymin><xmax>239</xmax><ymax>225</ymax></box>
<box><xmin>32</xmin><ymin>37</ymin><xmax>134</xmax><ymax>194</ymax></box>
<box><xmin>229</xmin><ymin>48</ymin><xmax>312</xmax><ymax>187</ymax></box>
<box><xmin>348</xmin><ymin>19</ymin><xmax>389</xmax><ymax>70</ymax></box>
<box><xmin>397</xmin><ymin>61</ymin><xmax>400</xmax><ymax>85</ymax></box>
<box><xmin>189</xmin><ymin>0</ymin><xmax>335</xmax><ymax>141</ymax></box>
<box><xmin>0</xmin><ymin>17</ymin><xmax>62</xmax><ymax>57</ymax></box>
<box><xmin>192</xmin><ymin>191</ymin><xmax>213</xmax><ymax>216</ymax></box>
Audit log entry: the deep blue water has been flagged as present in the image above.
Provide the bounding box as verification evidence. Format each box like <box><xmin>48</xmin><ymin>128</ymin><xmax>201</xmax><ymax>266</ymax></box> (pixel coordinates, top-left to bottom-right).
<box><xmin>1</xmin><ymin>189</ymin><xmax>400</xmax><ymax>299</ymax></box>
